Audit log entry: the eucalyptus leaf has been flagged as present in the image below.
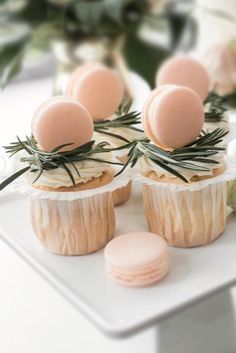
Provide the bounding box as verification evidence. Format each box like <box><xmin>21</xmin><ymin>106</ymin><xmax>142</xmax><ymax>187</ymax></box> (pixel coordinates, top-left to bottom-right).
<box><xmin>0</xmin><ymin>51</ymin><xmax>23</xmax><ymax>88</ymax></box>
<box><xmin>104</xmin><ymin>0</ymin><xmax>123</xmax><ymax>23</ymax></box>
<box><xmin>75</xmin><ymin>1</ymin><xmax>104</xmax><ymax>29</ymax></box>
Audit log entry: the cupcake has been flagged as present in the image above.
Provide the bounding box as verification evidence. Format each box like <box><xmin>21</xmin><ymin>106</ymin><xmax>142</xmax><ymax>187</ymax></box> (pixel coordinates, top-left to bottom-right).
<box><xmin>120</xmin><ymin>85</ymin><xmax>234</xmax><ymax>247</ymax></box>
<box><xmin>156</xmin><ymin>55</ymin><xmax>230</xmax><ymax>139</ymax></box>
<box><xmin>66</xmin><ymin>63</ymin><xmax>144</xmax><ymax>205</ymax></box>
<box><xmin>0</xmin><ymin>97</ymin><xmax>126</xmax><ymax>255</ymax></box>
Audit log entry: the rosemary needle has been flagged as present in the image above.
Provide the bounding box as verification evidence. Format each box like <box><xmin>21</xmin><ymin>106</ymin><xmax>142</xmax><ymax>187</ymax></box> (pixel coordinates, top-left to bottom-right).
<box><xmin>204</xmin><ymin>91</ymin><xmax>228</xmax><ymax>122</ymax></box>
<box><xmin>0</xmin><ymin>137</ymin><xmax>123</xmax><ymax>190</ymax></box>
<box><xmin>94</xmin><ymin>100</ymin><xmax>143</xmax><ymax>142</ymax></box>
<box><xmin>115</xmin><ymin>129</ymin><xmax>227</xmax><ymax>183</ymax></box>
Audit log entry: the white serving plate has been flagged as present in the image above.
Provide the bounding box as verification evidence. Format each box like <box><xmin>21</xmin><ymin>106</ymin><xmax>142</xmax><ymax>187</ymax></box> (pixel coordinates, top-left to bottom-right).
<box><xmin>0</xmin><ymin>185</ymin><xmax>236</xmax><ymax>338</ymax></box>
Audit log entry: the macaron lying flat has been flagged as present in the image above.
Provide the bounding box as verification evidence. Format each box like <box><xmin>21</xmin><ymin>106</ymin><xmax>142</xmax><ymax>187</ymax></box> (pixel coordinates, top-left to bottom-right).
<box><xmin>156</xmin><ymin>56</ymin><xmax>210</xmax><ymax>101</ymax></box>
<box><xmin>66</xmin><ymin>63</ymin><xmax>124</xmax><ymax>121</ymax></box>
<box><xmin>32</xmin><ymin>96</ymin><xmax>94</xmax><ymax>152</ymax></box>
<box><xmin>142</xmin><ymin>85</ymin><xmax>204</xmax><ymax>149</ymax></box>
<box><xmin>104</xmin><ymin>232</ymin><xmax>169</xmax><ymax>287</ymax></box>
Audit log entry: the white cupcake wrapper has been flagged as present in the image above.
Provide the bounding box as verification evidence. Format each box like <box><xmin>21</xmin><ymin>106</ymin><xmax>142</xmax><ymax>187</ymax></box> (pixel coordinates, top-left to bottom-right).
<box><xmin>132</xmin><ymin>156</ymin><xmax>236</xmax><ymax>192</ymax></box>
<box><xmin>10</xmin><ymin>172</ymin><xmax>131</xmax><ymax>201</ymax></box>
<box><xmin>30</xmin><ymin>191</ymin><xmax>115</xmax><ymax>255</ymax></box>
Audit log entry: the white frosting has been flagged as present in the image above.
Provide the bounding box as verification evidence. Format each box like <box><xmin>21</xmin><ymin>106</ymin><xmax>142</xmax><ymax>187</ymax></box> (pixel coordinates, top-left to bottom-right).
<box><xmin>93</xmin><ymin>115</ymin><xmax>144</xmax><ymax>158</ymax></box>
<box><xmin>203</xmin><ymin>112</ymin><xmax>230</xmax><ymax>133</ymax></box>
<box><xmin>94</xmin><ymin>113</ymin><xmax>144</xmax><ymax>145</ymax></box>
<box><xmin>28</xmin><ymin>153</ymin><xmax>114</xmax><ymax>188</ymax></box>
<box><xmin>93</xmin><ymin>127</ymin><xmax>143</xmax><ymax>148</ymax></box>
<box><xmin>139</xmin><ymin>152</ymin><xmax>224</xmax><ymax>182</ymax></box>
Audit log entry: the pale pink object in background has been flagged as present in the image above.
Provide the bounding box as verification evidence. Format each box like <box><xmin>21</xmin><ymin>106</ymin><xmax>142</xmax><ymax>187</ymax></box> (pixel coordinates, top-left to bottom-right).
<box><xmin>202</xmin><ymin>43</ymin><xmax>236</xmax><ymax>96</ymax></box>
<box><xmin>156</xmin><ymin>56</ymin><xmax>210</xmax><ymax>101</ymax></box>
<box><xmin>142</xmin><ymin>85</ymin><xmax>204</xmax><ymax>149</ymax></box>
<box><xmin>33</xmin><ymin>96</ymin><xmax>94</xmax><ymax>152</ymax></box>
<box><xmin>66</xmin><ymin>63</ymin><xmax>124</xmax><ymax>121</ymax></box>
<box><xmin>104</xmin><ymin>232</ymin><xmax>170</xmax><ymax>287</ymax></box>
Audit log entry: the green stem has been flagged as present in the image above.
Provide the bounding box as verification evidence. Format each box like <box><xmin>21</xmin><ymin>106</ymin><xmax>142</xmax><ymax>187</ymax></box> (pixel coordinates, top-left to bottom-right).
<box><xmin>0</xmin><ymin>166</ymin><xmax>30</xmax><ymax>191</ymax></box>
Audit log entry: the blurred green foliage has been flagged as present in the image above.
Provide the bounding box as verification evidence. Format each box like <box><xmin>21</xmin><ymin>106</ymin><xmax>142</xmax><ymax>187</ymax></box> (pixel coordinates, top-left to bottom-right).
<box><xmin>0</xmin><ymin>0</ymin><xmax>192</xmax><ymax>88</ymax></box>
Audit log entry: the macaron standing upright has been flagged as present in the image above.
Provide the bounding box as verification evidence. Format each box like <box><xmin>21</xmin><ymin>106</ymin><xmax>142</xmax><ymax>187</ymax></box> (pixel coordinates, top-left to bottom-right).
<box><xmin>32</xmin><ymin>96</ymin><xmax>94</xmax><ymax>152</ymax></box>
<box><xmin>66</xmin><ymin>63</ymin><xmax>124</xmax><ymax>121</ymax></box>
<box><xmin>104</xmin><ymin>232</ymin><xmax>170</xmax><ymax>287</ymax></box>
<box><xmin>141</xmin><ymin>85</ymin><xmax>204</xmax><ymax>150</ymax></box>
<box><xmin>156</xmin><ymin>56</ymin><xmax>210</xmax><ymax>101</ymax></box>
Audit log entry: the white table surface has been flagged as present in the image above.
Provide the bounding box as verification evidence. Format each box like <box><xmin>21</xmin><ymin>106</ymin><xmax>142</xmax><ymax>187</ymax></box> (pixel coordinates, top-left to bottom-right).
<box><xmin>1</xmin><ymin>185</ymin><xmax>236</xmax><ymax>338</ymax></box>
<box><xmin>1</xmin><ymin>78</ymin><xmax>236</xmax><ymax>352</ymax></box>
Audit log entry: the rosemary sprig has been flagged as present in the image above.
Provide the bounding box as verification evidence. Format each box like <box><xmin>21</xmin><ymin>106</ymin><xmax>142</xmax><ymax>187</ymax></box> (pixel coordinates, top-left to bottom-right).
<box><xmin>204</xmin><ymin>91</ymin><xmax>228</xmax><ymax>122</ymax></box>
<box><xmin>116</xmin><ymin>128</ymin><xmax>227</xmax><ymax>183</ymax></box>
<box><xmin>0</xmin><ymin>136</ymin><xmax>123</xmax><ymax>190</ymax></box>
<box><xmin>94</xmin><ymin>100</ymin><xmax>143</xmax><ymax>143</ymax></box>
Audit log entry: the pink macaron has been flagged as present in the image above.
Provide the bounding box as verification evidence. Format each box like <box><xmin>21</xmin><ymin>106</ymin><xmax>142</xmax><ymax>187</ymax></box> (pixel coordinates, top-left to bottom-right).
<box><xmin>66</xmin><ymin>63</ymin><xmax>124</xmax><ymax>121</ymax></box>
<box><xmin>32</xmin><ymin>96</ymin><xmax>94</xmax><ymax>152</ymax></box>
<box><xmin>142</xmin><ymin>85</ymin><xmax>204</xmax><ymax>150</ymax></box>
<box><xmin>104</xmin><ymin>232</ymin><xmax>170</xmax><ymax>287</ymax></box>
<box><xmin>66</xmin><ymin>62</ymin><xmax>103</xmax><ymax>97</ymax></box>
<box><xmin>156</xmin><ymin>56</ymin><xmax>210</xmax><ymax>101</ymax></box>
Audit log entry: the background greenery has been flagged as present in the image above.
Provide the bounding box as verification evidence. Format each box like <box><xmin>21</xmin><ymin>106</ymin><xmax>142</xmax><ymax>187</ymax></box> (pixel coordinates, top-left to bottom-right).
<box><xmin>0</xmin><ymin>0</ymin><xmax>194</xmax><ymax>88</ymax></box>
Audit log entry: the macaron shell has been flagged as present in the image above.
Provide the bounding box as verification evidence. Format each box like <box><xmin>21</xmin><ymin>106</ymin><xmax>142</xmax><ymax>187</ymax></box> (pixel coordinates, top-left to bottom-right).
<box><xmin>32</xmin><ymin>96</ymin><xmax>77</xmax><ymax>134</ymax></box>
<box><xmin>142</xmin><ymin>86</ymin><xmax>204</xmax><ymax>149</ymax></box>
<box><xmin>65</xmin><ymin>62</ymin><xmax>103</xmax><ymax>96</ymax></box>
<box><xmin>156</xmin><ymin>56</ymin><xmax>210</xmax><ymax>101</ymax></box>
<box><xmin>33</xmin><ymin>97</ymin><xmax>94</xmax><ymax>152</ymax></box>
<box><xmin>150</xmin><ymin>86</ymin><xmax>204</xmax><ymax>149</ymax></box>
<box><xmin>72</xmin><ymin>66</ymin><xmax>124</xmax><ymax>121</ymax></box>
<box><xmin>142</xmin><ymin>86</ymin><xmax>173</xmax><ymax>150</ymax></box>
<box><xmin>104</xmin><ymin>232</ymin><xmax>169</xmax><ymax>287</ymax></box>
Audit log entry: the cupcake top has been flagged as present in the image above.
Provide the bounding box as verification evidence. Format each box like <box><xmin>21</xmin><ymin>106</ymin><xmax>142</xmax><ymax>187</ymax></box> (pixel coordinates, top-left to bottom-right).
<box><xmin>139</xmin><ymin>150</ymin><xmax>225</xmax><ymax>182</ymax></box>
<box><xmin>28</xmin><ymin>152</ymin><xmax>115</xmax><ymax>189</ymax></box>
<box><xmin>0</xmin><ymin>96</ymin><xmax>125</xmax><ymax>191</ymax></box>
<box><xmin>116</xmin><ymin>86</ymin><xmax>228</xmax><ymax>184</ymax></box>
